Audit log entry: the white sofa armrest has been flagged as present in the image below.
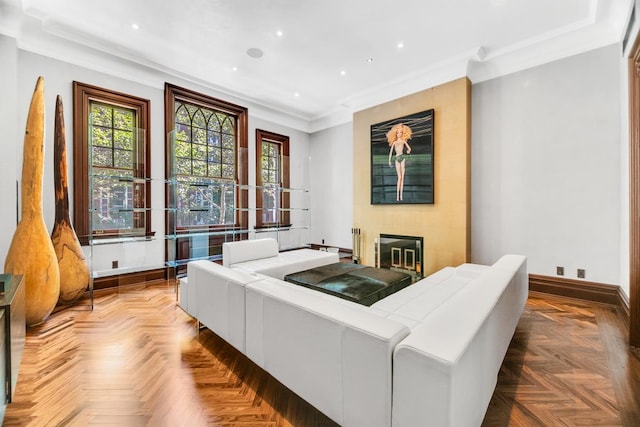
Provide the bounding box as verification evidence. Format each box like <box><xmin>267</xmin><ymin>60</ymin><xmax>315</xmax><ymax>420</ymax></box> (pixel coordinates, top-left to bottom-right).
<box><xmin>222</xmin><ymin>238</ymin><xmax>279</xmax><ymax>267</ymax></box>
<box><xmin>187</xmin><ymin>260</ymin><xmax>263</xmax><ymax>353</ymax></box>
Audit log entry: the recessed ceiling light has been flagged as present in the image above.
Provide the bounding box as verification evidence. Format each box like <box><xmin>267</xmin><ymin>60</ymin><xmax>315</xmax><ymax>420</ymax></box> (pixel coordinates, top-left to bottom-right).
<box><xmin>340</xmin><ymin>70</ymin><xmax>346</xmax><ymax>76</ymax></box>
<box><xmin>397</xmin><ymin>41</ymin><xmax>404</xmax><ymax>49</ymax></box>
<box><xmin>276</xmin><ymin>30</ymin><xmax>284</xmax><ymax>37</ymax></box>
<box><xmin>294</xmin><ymin>92</ymin><xmax>300</xmax><ymax>97</ymax></box>
<box><xmin>232</xmin><ymin>66</ymin><xmax>238</xmax><ymax>71</ymax></box>
<box><xmin>366</xmin><ymin>57</ymin><xmax>374</xmax><ymax>63</ymax></box>
<box><xmin>246</xmin><ymin>48</ymin><xmax>264</xmax><ymax>59</ymax></box>
<box><xmin>131</xmin><ymin>23</ymin><xmax>139</xmax><ymax>30</ymax></box>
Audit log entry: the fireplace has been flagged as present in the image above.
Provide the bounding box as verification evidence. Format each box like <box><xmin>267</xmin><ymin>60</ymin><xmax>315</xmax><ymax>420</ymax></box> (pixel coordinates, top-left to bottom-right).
<box><xmin>376</xmin><ymin>234</ymin><xmax>423</xmax><ymax>282</ymax></box>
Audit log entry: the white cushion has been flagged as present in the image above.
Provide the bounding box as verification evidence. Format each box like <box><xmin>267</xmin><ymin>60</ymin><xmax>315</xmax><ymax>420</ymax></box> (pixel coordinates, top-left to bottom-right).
<box><xmin>232</xmin><ymin>248</ymin><xmax>339</xmax><ymax>280</ymax></box>
<box><xmin>222</xmin><ymin>238</ymin><xmax>279</xmax><ymax>266</ymax></box>
<box><xmin>372</xmin><ymin>265</ymin><xmax>487</xmax><ymax>328</ymax></box>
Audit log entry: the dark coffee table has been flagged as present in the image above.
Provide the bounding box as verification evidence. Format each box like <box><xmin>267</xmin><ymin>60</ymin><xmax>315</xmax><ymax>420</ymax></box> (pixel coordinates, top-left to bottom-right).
<box><xmin>284</xmin><ymin>263</ymin><xmax>411</xmax><ymax>306</ymax></box>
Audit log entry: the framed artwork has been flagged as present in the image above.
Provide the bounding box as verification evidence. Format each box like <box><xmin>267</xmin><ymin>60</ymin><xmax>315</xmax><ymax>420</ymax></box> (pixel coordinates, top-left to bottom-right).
<box><xmin>370</xmin><ymin>109</ymin><xmax>434</xmax><ymax>204</ymax></box>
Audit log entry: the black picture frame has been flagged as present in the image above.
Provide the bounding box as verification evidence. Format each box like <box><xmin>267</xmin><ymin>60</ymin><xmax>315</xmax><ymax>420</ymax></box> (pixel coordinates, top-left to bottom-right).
<box><xmin>370</xmin><ymin>109</ymin><xmax>434</xmax><ymax>204</ymax></box>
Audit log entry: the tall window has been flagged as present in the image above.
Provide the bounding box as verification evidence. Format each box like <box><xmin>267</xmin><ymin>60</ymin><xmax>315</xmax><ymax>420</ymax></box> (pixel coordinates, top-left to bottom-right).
<box><xmin>256</xmin><ymin>129</ymin><xmax>290</xmax><ymax>228</ymax></box>
<box><xmin>90</xmin><ymin>102</ymin><xmax>143</xmax><ymax>234</ymax></box>
<box><xmin>173</xmin><ymin>102</ymin><xmax>236</xmax><ymax>227</ymax></box>
<box><xmin>73</xmin><ymin>82</ymin><xmax>151</xmax><ymax>244</ymax></box>
<box><xmin>261</xmin><ymin>140</ymin><xmax>281</xmax><ymax>224</ymax></box>
<box><xmin>164</xmin><ymin>83</ymin><xmax>248</xmax><ymax>238</ymax></box>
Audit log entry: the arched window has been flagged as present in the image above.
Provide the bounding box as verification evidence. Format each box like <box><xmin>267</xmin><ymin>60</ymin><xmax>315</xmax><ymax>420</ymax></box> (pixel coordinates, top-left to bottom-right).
<box><xmin>173</xmin><ymin>102</ymin><xmax>237</xmax><ymax>227</ymax></box>
<box><xmin>164</xmin><ymin>84</ymin><xmax>248</xmax><ymax>268</ymax></box>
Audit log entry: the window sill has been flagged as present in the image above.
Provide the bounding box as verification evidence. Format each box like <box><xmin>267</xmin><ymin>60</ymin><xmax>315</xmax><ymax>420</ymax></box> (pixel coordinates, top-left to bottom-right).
<box><xmin>255</xmin><ymin>224</ymin><xmax>293</xmax><ymax>230</ymax></box>
<box><xmin>82</xmin><ymin>231</ymin><xmax>156</xmax><ymax>246</ymax></box>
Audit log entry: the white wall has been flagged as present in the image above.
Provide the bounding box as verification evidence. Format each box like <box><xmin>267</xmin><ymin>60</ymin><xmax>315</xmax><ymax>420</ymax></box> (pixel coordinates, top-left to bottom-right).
<box><xmin>0</xmin><ymin>34</ymin><xmax>18</xmax><ymax>266</ymax></box>
<box><xmin>7</xmin><ymin>46</ymin><xmax>311</xmax><ymax>273</ymax></box>
<box><xmin>309</xmin><ymin>122</ymin><xmax>353</xmax><ymax>249</ymax></box>
<box><xmin>472</xmin><ymin>44</ymin><xmax>623</xmax><ymax>286</ymax></box>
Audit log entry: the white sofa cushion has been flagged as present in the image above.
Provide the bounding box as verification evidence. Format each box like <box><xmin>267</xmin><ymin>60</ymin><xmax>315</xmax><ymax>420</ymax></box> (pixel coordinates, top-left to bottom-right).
<box><xmin>222</xmin><ymin>237</ymin><xmax>279</xmax><ymax>266</ymax></box>
<box><xmin>371</xmin><ymin>264</ymin><xmax>488</xmax><ymax>329</ymax></box>
<box><xmin>245</xmin><ymin>276</ymin><xmax>410</xmax><ymax>427</ymax></box>
<box><xmin>231</xmin><ymin>248</ymin><xmax>339</xmax><ymax>280</ymax></box>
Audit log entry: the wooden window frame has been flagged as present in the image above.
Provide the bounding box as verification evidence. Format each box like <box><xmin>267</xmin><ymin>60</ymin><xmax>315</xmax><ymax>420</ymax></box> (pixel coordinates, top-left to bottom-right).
<box><xmin>628</xmin><ymin>35</ymin><xmax>640</xmax><ymax>349</ymax></box>
<box><xmin>164</xmin><ymin>83</ymin><xmax>248</xmax><ymax>244</ymax></box>
<box><xmin>256</xmin><ymin>129</ymin><xmax>290</xmax><ymax>228</ymax></box>
<box><xmin>73</xmin><ymin>81</ymin><xmax>151</xmax><ymax>245</ymax></box>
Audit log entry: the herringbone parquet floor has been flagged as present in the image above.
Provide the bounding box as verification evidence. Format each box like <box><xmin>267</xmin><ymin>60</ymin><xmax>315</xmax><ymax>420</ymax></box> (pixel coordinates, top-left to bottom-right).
<box><xmin>2</xmin><ymin>281</ymin><xmax>639</xmax><ymax>426</ymax></box>
<box><xmin>483</xmin><ymin>293</ymin><xmax>640</xmax><ymax>426</ymax></box>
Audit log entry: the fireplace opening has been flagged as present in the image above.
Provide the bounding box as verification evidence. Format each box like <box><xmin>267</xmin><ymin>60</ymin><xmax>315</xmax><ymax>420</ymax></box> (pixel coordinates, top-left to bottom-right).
<box><xmin>376</xmin><ymin>234</ymin><xmax>423</xmax><ymax>283</ymax></box>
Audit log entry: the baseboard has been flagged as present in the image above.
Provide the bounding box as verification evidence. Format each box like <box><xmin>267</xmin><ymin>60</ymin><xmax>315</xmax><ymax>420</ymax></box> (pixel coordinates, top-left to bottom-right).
<box><xmin>529</xmin><ymin>274</ymin><xmax>625</xmax><ymax>307</ymax></box>
<box><xmin>618</xmin><ymin>286</ymin><xmax>631</xmax><ymax>320</ymax></box>
<box><xmin>93</xmin><ymin>267</ymin><xmax>167</xmax><ymax>291</ymax></box>
<box><xmin>309</xmin><ymin>244</ymin><xmax>353</xmax><ymax>255</ymax></box>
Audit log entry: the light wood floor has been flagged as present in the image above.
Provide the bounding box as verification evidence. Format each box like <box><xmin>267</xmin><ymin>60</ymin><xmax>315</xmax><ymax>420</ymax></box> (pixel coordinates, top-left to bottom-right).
<box><xmin>2</xmin><ymin>281</ymin><xmax>640</xmax><ymax>426</ymax></box>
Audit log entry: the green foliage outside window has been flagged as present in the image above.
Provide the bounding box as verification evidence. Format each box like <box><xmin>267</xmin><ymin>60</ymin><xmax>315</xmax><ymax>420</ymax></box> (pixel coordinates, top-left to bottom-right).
<box><xmin>174</xmin><ymin>101</ymin><xmax>237</xmax><ymax>227</ymax></box>
<box><xmin>89</xmin><ymin>102</ymin><xmax>143</xmax><ymax>235</ymax></box>
<box><xmin>261</xmin><ymin>140</ymin><xmax>281</xmax><ymax>224</ymax></box>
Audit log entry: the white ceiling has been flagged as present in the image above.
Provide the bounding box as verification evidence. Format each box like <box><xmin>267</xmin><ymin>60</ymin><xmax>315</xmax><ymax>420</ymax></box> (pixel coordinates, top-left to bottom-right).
<box><xmin>0</xmin><ymin>0</ymin><xmax>634</xmax><ymax>131</ymax></box>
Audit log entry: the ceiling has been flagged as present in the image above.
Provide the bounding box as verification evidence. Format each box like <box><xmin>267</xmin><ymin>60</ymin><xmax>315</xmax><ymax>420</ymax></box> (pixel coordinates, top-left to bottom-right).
<box><xmin>0</xmin><ymin>0</ymin><xmax>634</xmax><ymax>131</ymax></box>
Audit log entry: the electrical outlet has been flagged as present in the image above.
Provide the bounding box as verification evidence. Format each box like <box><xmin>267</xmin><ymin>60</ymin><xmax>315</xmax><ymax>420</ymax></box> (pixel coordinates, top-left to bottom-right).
<box><xmin>556</xmin><ymin>266</ymin><xmax>564</xmax><ymax>276</ymax></box>
<box><xmin>112</xmin><ymin>260</ymin><xmax>119</xmax><ymax>269</ymax></box>
<box><xmin>577</xmin><ymin>269</ymin><xmax>585</xmax><ymax>279</ymax></box>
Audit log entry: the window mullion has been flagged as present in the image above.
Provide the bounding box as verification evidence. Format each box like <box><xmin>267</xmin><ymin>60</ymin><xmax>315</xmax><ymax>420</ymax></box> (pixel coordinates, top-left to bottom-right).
<box><xmin>110</xmin><ymin>106</ymin><xmax>115</xmax><ymax>168</ymax></box>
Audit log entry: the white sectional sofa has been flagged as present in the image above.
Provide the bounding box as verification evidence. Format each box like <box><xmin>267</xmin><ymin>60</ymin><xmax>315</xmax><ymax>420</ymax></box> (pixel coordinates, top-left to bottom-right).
<box><xmin>182</xmin><ymin>238</ymin><xmax>527</xmax><ymax>427</ymax></box>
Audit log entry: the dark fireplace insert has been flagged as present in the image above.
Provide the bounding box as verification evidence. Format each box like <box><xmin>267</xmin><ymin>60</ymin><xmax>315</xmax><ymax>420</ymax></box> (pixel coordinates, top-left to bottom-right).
<box><xmin>376</xmin><ymin>234</ymin><xmax>423</xmax><ymax>282</ymax></box>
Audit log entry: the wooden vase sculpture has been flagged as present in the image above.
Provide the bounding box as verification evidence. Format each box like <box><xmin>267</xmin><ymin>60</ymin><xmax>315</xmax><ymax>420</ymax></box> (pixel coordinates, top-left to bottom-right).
<box><xmin>4</xmin><ymin>76</ymin><xmax>60</xmax><ymax>326</ymax></box>
<box><xmin>51</xmin><ymin>95</ymin><xmax>90</xmax><ymax>304</ymax></box>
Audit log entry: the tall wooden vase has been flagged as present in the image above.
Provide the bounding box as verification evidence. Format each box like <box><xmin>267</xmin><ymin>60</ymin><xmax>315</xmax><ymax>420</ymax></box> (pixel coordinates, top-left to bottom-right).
<box><xmin>51</xmin><ymin>95</ymin><xmax>89</xmax><ymax>304</ymax></box>
<box><xmin>4</xmin><ymin>77</ymin><xmax>60</xmax><ymax>327</ymax></box>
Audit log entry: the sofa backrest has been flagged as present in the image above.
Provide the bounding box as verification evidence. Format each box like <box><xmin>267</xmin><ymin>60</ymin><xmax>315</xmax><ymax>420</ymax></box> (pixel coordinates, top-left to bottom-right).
<box><xmin>245</xmin><ymin>276</ymin><xmax>410</xmax><ymax>427</ymax></box>
<box><xmin>222</xmin><ymin>238</ymin><xmax>279</xmax><ymax>266</ymax></box>
<box><xmin>230</xmin><ymin>248</ymin><xmax>340</xmax><ymax>280</ymax></box>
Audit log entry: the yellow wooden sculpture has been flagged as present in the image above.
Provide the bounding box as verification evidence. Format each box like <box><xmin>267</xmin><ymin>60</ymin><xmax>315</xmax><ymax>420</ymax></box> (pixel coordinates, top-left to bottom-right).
<box><xmin>5</xmin><ymin>77</ymin><xmax>60</xmax><ymax>326</ymax></box>
<box><xmin>51</xmin><ymin>95</ymin><xmax>89</xmax><ymax>304</ymax></box>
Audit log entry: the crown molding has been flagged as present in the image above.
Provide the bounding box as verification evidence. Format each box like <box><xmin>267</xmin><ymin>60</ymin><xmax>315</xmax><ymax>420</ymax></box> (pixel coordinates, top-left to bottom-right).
<box><xmin>10</xmin><ymin>19</ymin><xmax>314</xmax><ymax>133</ymax></box>
<box><xmin>2</xmin><ymin>0</ymin><xmax>634</xmax><ymax>134</ymax></box>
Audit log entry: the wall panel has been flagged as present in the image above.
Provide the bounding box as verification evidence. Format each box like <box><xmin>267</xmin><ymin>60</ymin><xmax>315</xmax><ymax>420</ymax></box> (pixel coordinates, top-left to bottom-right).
<box><xmin>353</xmin><ymin>78</ymin><xmax>471</xmax><ymax>274</ymax></box>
